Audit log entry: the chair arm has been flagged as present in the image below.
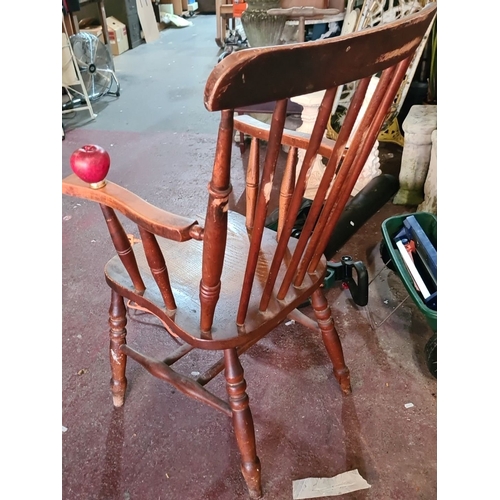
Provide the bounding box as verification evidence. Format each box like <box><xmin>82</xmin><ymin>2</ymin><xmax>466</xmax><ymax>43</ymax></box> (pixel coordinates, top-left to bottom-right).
<box><xmin>234</xmin><ymin>114</ymin><xmax>335</xmax><ymax>157</ymax></box>
<box><xmin>62</xmin><ymin>174</ymin><xmax>203</xmax><ymax>242</ymax></box>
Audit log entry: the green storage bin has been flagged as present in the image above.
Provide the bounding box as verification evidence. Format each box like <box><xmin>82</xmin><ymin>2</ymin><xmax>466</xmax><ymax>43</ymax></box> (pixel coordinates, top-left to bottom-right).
<box><xmin>381</xmin><ymin>212</ymin><xmax>437</xmax><ymax>332</ymax></box>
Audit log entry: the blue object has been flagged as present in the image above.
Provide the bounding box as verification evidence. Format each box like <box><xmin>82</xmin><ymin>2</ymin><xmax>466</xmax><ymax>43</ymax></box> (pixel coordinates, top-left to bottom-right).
<box><xmin>394</xmin><ymin>215</ymin><xmax>437</xmax><ymax>282</ymax></box>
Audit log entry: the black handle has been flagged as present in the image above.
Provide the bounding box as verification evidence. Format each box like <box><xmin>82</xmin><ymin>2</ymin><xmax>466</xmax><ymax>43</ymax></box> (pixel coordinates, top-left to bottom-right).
<box><xmin>325</xmin><ymin>256</ymin><xmax>369</xmax><ymax>307</ymax></box>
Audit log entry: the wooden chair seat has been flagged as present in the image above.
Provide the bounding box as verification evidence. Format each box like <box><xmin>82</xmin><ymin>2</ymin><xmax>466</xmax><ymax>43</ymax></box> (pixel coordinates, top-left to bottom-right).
<box><xmin>105</xmin><ymin>210</ymin><xmax>326</xmax><ymax>349</ymax></box>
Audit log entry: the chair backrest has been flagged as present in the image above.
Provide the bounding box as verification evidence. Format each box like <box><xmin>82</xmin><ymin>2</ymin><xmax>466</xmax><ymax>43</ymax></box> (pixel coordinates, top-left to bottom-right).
<box><xmin>62</xmin><ymin>4</ymin><xmax>436</xmax><ymax>337</ymax></box>
<box><xmin>202</xmin><ymin>4</ymin><xmax>436</xmax><ymax>327</ymax></box>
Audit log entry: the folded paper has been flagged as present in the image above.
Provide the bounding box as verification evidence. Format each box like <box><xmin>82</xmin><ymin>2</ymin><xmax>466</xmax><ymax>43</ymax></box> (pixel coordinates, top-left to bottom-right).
<box><xmin>293</xmin><ymin>469</ymin><xmax>371</xmax><ymax>499</ymax></box>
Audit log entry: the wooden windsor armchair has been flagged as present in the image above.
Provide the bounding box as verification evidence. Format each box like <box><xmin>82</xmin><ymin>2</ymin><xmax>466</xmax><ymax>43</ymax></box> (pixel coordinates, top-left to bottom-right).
<box><xmin>62</xmin><ymin>4</ymin><xmax>436</xmax><ymax>498</ymax></box>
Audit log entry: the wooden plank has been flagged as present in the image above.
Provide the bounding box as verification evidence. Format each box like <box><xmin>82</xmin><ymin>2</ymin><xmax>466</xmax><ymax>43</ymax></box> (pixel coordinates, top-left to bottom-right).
<box><xmin>220</xmin><ymin>4</ymin><xmax>233</xmax><ymax>15</ymax></box>
<box><xmin>136</xmin><ymin>0</ymin><xmax>160</xmax><ymax>43</ymax></box>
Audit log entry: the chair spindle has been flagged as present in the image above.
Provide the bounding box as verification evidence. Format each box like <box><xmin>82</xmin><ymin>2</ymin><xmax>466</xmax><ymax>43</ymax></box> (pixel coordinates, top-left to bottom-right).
<box><xmin>277</xmin><ymin>146</ymin><xmax>298</xmax><ymax>241</ymax></box>
<box><xmin>258</xmin><ymin>88</ymin><xmax>337</xmax><ymax>312</ymax></box>
<box><xmin>303</xmin><ymin>57</ymin><xmax>413</xmax><ymax>278</ymax></box>
<box><xmin>295</xmin><ymin>68</ymin><xmax>399</xmax><ymax>286</ymax></box>
<box><xmin>245</xmin><ymin>137</ymin><xmax>260</xmax><ymax>232</ymax></box>
<box><xmin>274</xmin><ymin>76</ymin><xmax>371</xmax><ymax>300</ymax></box>
<box><xmin>236</xmin><ymin>99</ymin><xmax>288</xmax><ymax>326</ymax></box>
<box><xmin>137</xmin><ymin>225</ymin><xmax>177</xmax><ymax>311</ymax></box>
<box><xmin>100</xmin><ymin>204</ymin><xmax>146</xmax><ymax>292</ymax></box>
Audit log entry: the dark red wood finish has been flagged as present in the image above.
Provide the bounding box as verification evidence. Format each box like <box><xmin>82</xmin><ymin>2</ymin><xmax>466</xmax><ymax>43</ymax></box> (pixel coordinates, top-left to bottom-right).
<box><xmin>62</xmin><ymin>5</ymin><xmax>437</xmax><ymax>498</ymax></box>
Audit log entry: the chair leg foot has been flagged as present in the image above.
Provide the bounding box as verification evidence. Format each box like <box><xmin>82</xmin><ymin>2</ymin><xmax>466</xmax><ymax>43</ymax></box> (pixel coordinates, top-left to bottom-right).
<box><xmin>224</xmin><ymin>348</ymin><xmax>263</xmax><ymax>498</ymax></box>
<box><xmin>334</xmin><ymin>368</ymin><xmax>352</xmax><ymax>396</ymax></box>
<box><xmin>311</xmin><ymin>288</ymin><xmax>352</xmax><ymax>395</ymax></box>
<box><xmin>241</xmin><ymin>462</ymin><xmax>263</xmax><ymax>499</ymax></box>
<box><xmin>112</xmin><ymin>394</ymin><xmax>125</xmax><ymax>408</ymax></box>
<box><xmin>109</xmin><ymin>289</ymin><xmax>128</xmax><ymax>407</ymax></box>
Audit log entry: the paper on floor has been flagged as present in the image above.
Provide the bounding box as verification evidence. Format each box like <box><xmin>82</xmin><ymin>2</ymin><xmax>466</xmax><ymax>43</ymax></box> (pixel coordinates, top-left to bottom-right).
<box><xmin>292</xmin><ymin>469</ymin><xmax>371</xmax><ymax>499</ymax></box>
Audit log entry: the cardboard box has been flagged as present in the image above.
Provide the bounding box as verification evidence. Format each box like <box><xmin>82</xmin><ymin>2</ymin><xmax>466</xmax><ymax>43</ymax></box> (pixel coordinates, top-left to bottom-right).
<box><xmin>161</xmin><ymin>0</ymin><xmax>183</xmax><ymax>16</ymax></box>
<box><xmin>159</xmin><ymin>3</ymin><xmax>174</xmax><ymax>15</ymax></box>
<box><xmin>78</xmin><ymin>18</ymin><xmax>105</xmax><ymax>44</ymax></box>
<box><xmin>80</xmin><ymin>26</ymin><xmax>105</xmax><ymax>44</ymax></box>
<box><xmin>106</xmin><ymin>16</ymin><xmax>129</xmax><ymax>56</ymax></box>
<box><xmin>62</xmin><ymin>33</ymin><xmax>78</xmax><ymax>86</ymax></box>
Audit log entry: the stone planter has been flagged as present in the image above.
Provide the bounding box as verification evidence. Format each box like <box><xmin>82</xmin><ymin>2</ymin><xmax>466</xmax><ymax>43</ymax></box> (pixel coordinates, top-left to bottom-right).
<box><xmin>393</xmin><ymin>104</ymin><xmax>437</xmax><ymax>206</ymax></box>
<box><xmin>241</xmin><ymin>0</ymin><xmax>287</xmax><ymax>47</ymax></box>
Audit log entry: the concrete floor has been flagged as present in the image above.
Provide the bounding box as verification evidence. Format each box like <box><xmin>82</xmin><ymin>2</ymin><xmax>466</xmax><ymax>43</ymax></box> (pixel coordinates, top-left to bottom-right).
<box><xmin>62</xmin><ymin>14</ymin><xmax>437</xmax><ymax>500</ymax></box>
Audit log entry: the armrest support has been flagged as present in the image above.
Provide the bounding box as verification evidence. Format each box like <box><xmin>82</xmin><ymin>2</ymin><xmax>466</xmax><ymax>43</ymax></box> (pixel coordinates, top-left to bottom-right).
<box><xmin>62</xmin><ymin>174</ymin><xmax>203</xmax><ymax>242</ymax></box>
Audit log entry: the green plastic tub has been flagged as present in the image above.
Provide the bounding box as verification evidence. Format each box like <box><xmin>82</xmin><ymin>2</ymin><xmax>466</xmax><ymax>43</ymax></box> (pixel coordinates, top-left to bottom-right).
<box><xmin>381</xmin><ymin>212</ymin><xmax>437</xmax><ymax>332</ymax></box>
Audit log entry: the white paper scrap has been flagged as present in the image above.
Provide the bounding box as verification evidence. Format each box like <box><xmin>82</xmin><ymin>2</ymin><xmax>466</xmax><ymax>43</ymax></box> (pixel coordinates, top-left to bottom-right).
<box><xmin>404</xmin><ymin>402</ymin><xmax>414</xmax><ymax>409</ymax></box>
<box><xmin>293</xmin><ymin>469</ymin><xmax>371</xmax><ymax>499</ymax></box>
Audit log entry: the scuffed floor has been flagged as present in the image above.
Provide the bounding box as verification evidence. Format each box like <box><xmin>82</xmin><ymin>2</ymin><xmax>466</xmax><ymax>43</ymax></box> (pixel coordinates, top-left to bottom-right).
<box><xmin>62</xmin><ymin>14</ymin><xmax>436</xmax><ymax>500</ymax></box>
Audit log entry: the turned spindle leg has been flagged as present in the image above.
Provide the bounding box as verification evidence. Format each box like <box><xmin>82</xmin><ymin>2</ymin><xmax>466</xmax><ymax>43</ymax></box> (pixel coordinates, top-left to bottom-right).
<box><xmin>108</xmin><ymin>289</ymin><xmax>128</xmax><ymax>407</ymax></box>
<box><xmin>310</xmin><ymin>288</ymin><xmax>351</xmax><ymax>395</ymax></box>
<box><xmin>224</xmin><ymin>348</ymin><xmax>262</xmax><ymax>499</ymax></box>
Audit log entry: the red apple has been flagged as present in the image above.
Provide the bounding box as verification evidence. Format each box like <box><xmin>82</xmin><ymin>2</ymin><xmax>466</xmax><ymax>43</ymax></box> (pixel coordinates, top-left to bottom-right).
<box><xmin>70</xmin><ymin>144</ymin><xmax>110</xmax><ymax>184</ymax></box>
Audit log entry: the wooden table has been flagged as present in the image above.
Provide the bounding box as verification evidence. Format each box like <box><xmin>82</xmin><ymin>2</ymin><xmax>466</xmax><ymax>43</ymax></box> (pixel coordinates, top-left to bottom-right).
<box><xmin>267</xmin><ymin>7</ymin><xmax>344</xmax><ymax>42</ymax></box>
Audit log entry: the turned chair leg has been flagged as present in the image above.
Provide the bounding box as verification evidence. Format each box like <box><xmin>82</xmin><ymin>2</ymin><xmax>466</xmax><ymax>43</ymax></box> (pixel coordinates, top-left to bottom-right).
<box><xmin>310</xmin><ymin>288</ymin><xmax>352</xmax><ymax>395</ymax></box>
<box><xmin>224</xmin><ymin>348</ymin><xmax>262</xmax><ymax>499</ymax></box>
<box><xmin>108</xmin><ymin>289</ymin><xmax>128</xmax><ymax>407</ymax></box>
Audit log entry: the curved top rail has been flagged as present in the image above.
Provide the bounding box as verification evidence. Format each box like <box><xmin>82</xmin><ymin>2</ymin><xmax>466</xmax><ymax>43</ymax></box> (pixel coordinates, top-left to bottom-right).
<box><xmin>204</xmin><ymin>4</ymin><xmax>436</xmax><ymax>111</ymax></box>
